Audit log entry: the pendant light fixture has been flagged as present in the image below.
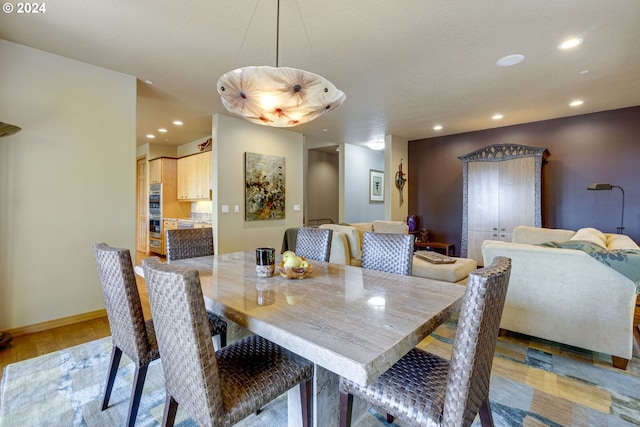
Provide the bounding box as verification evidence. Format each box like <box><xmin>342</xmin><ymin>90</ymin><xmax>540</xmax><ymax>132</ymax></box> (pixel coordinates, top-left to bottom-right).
<box><xmin>217</xmin><ymin>0</ymin><xmax>346</xmax><ymax>127</ymax></box>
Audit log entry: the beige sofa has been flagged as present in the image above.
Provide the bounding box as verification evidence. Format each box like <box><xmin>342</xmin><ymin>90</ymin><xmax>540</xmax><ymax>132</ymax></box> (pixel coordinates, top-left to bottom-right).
<box><xmin>320</xmin><ymin>221</ymin><xmax>477</xmax><ymax>284</ymax></box>
<box><xmin>482</xmin><ymin>225</ymin><xmax>639</xmax><ymax>369</ymax></box>
<box><xmin>319</xmin><ymin>221</ymin><xmax>408</xmax><ymax>267</ymax></box>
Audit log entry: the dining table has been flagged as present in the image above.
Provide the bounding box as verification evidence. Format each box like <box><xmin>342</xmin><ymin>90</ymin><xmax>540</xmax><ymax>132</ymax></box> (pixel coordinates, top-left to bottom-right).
<box><xmin>143</xmin><ymin>251</ymin><xmax>466</xmax><ymax>427</ymax></box>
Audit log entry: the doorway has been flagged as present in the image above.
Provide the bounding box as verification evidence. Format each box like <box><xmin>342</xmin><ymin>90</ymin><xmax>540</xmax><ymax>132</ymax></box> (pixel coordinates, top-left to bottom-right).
<box><xmin>306</xmin><ymin>146</ymin><xmax>339</xmax><ymax>225</ymax></box>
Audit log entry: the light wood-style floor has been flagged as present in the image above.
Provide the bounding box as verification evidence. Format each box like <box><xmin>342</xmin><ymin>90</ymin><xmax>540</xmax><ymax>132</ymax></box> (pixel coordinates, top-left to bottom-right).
<box><xmin>0</xmin><ymin>252</ymin><xmax>155</xmax><ymax>383</ymax></box>
<box><xmin>1</xmin><ymin>251</ymin><xmax>639</xmax><ymax>425</ymax></box>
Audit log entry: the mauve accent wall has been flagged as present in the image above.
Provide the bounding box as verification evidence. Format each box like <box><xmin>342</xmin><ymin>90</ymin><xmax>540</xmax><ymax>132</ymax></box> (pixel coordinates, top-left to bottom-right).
<box><xmin>408</xmin><ymin>106</ymin><xmax>640</xmax><ymax>254</ymax></box>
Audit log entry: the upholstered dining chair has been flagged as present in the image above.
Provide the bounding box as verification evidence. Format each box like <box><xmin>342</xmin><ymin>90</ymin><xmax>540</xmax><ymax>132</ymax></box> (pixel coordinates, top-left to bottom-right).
<box><xmin>165</xmin><ymin>227</ymin><xmax>214</xmax><ymax>262</ymax></box>
<box><xmin>93</xmin><ymin>243</ymin><xmax>160</xmax><ymax>427</ymax></box>
<box><xmin>339</xmin><ymin>256</ymin><xmax>512</xmax><ymax>427</ymax></box>
<box><xmin>295</xmin><ymin>226</ymin><xmax>333</xmax><ymax>262</ymax></box>
<box><xmin>142</xmin><ymin>257</ymin><xmax>314</xmax><ymax>427</ymax></box>
<box><xmin>360</xmin><ymin>231</ymin><xmax>414</xmax><ymax>275</ymax></box>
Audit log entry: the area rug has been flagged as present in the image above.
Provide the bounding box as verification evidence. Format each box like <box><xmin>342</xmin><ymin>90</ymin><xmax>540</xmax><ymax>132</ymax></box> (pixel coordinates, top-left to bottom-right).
<box><xmin>1</xmin><ymin>321</ymin><xmax>639</xmax><ymax>426</ymax></box>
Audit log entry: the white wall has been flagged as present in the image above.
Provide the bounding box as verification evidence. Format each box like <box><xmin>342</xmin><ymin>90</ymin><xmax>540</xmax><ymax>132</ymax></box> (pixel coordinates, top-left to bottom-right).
<box><xmin>0</xmin><ymin>40</ymin><xmax>136</xmax><ymax>330</ymax></box>
<box><xmin>385</xmin><ymin>134</ymin><xmax>409</xmax><ymax>221</ymax></box>
<box><xmin>343</xmin><ymin>144</ymin><xmax>385</xmax><ymax>222</ymax></box>
<box><xmin>212</xmin><ymin>114</ymin><xmax>304</xmax><ymax>253</ymax></box>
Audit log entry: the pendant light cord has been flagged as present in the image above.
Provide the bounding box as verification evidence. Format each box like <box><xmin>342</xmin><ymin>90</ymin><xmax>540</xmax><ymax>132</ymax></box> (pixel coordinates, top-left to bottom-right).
<box><xmin>232</xmin><ymin>1</ymin><xmax>260</xmax><ymax>69</ymax></box>
<box><xmin>276</xmin><ymin>0</ymin><xmax>280</xmax><ymax>67</ymax></box>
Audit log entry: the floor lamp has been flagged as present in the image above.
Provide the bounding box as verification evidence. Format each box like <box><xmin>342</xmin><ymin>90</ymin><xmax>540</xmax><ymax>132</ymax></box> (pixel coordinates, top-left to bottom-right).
<box><xmin>587</xmin><ymin>183</ymin><xmax>625</xmax><ymax>234</ymax></box>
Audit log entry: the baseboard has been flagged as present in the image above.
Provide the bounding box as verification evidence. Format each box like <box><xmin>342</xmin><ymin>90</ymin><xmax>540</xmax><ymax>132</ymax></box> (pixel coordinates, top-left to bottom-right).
<box><xmin>4</xmin><ymin>309</ymin><xmax>107</xmax><ymax>337</ymax></box>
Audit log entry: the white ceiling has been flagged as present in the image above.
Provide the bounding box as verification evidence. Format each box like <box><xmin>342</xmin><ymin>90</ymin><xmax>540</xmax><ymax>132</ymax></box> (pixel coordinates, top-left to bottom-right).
<box><xmin>2</xmin><ymin>1</ymin><xmax>639</xmax><ymax>148</ymax></box>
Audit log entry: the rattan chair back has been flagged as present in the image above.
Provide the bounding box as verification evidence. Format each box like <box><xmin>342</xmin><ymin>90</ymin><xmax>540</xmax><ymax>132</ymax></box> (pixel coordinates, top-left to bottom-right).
<box><xmin>143</xmin><ymin>257</ymin><xmax>223</xmax><ymax>424</ymax></box>
<box><xmin>165</xmin><ymin>228</ymin><xmax>214</xmax><ymax>262</ymax></box>
<box><xmin>93</xmin><ymin>243</ymin><xmax>159</xmax><ymax>427</ymax></box>
<box><xmin>93</xmin><ymin>243</ymin><xmax>155</xmax><ymax>366</ymax></box>
<box><xmin>338</xmin><ymin>256</ymin><xmax>511</xmax><ymax>427</ymax></box>
<box><xmin>295</xmin><ymin>226</ymin><xmax>333</xmax><ymax>262</ymax></box>
<box><xmin>361</xmin><ymin>232</ymin><xmax>414</xmax><ymax>275</ymax></box>
<box><xmin>142</xmin><ymin>257</ymin><xmax>314</xmax><ymax>427</ymax></box>
<box><xmin>442</xmin><ymin>256</ymin><xmax>512</xmax><ymax>426</ymax></box>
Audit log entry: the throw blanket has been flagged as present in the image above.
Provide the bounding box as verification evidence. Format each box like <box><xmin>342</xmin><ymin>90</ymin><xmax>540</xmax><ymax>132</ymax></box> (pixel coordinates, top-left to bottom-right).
<box><xmin>281</xmin><ymin>227</ymin><xmax>298</xmax><ymax>253</ymax></box>
<box><xmin>539</xmin><ymin>240</ymin><xmax>640</xmax><ymax>294</ymax></box>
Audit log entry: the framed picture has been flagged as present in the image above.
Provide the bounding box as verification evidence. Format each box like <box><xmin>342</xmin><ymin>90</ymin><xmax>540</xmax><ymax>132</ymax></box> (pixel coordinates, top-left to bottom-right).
<box><xmin>369</xmin><ymin>169</ymin><xmax>384</xmax><ymax>202</ymax></box>
<box><xmin>245</xmin><ymin>152</ymin><xmax>286</xmax><ymax>220</ymax></box>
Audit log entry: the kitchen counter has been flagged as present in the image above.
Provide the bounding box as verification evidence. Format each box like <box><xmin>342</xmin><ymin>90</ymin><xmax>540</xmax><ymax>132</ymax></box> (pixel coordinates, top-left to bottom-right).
<box><xmin>163</xmin><ymin>217</ymin><xmax>212</xmax><ymax>229</ymax></box>
<box><xmin>163</xmin><ymin>217</ymin><xmax>211</xmax><ymax>223</ymax></box>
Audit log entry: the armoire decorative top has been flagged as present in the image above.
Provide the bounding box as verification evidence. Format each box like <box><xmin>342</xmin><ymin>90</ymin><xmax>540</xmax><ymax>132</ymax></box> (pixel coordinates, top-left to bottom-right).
<box><xmin>458</xmin><ymin>144</ymin><xmax>550</xmax><ymax>163</ymax></box>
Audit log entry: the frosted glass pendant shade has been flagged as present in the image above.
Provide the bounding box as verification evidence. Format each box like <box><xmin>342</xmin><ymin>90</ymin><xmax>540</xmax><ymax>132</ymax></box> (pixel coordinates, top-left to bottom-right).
<box><xmin>217</xmin><ymin>66</ymin><xmax>346</xmax><ymax>127</ymax></box>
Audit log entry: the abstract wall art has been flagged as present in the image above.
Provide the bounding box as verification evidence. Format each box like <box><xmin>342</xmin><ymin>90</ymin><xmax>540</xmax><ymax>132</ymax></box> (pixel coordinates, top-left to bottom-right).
<box><xmin>245</xmin><ymin>152</ymin><xmax>286</xmax><ymax>220</ymax></box>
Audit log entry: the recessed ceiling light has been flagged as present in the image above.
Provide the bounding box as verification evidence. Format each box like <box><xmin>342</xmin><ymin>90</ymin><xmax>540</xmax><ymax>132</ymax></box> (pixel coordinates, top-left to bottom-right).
<box><xmin>496</xmin><ymin>54</ymin><xmax>525</xmax><ymax>67</ymax></box>
<box><xmin>569</xmin><ymin>100</ymin><xmax>584</xmax><ymax>107</ymax></box>
<box><xmin>433</xmin><ymin>125</ymin><xmax>443</xmax><ymax>131</ymax></box>
<box><xmin>322</xmin><ymin>128</ymin><xmax>328</xmax><ymax>132</ymax></box>
<box><xmin>146</xmin><ymin>134</ymin><xmax>155</xmax><ymax>139</ymax></box>
<box><xmin>144</xmin><ymin>79</ymin><xmax>153</xmax><ymax>85</ymax></box>
<box><xmin>492</xmin><ymin>114</ymin><xmax>503</xmax><ymax>120</ymax></box>
<box><xmin>558</xmin><ymin>38</ymin><xmax>583</xmax><ymax>50</ymax></box>
<box><xmin>173</xmin><ymin>120</ymin><xmax>183</xmax><ymax>126</ymax></box>
<box><xmin>158</xmin><ymin>128</ymin><xmax>167</xmax><ymax>133</ymax></box>
<box><xmin>367</xmin><ymin>141</ymin><xmax>385</xmax><ymax>150</ymax></box>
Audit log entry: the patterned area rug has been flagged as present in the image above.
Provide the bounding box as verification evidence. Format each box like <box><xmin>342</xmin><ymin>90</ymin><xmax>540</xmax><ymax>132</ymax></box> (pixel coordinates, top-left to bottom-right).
<box><xmin>1</xmin><ymin>320</ymin><xmax>639</xmax><ymax>426</ymax></box>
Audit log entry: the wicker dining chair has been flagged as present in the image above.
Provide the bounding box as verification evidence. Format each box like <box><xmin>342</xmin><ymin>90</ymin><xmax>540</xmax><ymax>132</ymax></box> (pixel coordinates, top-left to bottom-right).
<box><xmin>295</xmin><ymin>226</ymin><xmax>333</xmax><ymax>262</ymax></box>
<box><xmin>360</xmin><ymin>231</ymin><xmax>414</xmax><ymax>275</ymax></box>
<box><xmin>164</xmin><ymin>228</ymin><xmax>227</xmax><ymax>347</ymax></box>
<box><xmin>165</xmin><ymin>228</ymin><xmax>214</xmax><ymax>262</ymax></box>
<box><xmin>142</xmin><ymin>257</ymin><xmax>314</xmax><ymax>427</ymax></box>
<box><xmin>93</xmin><ymin>243</ymin><xmax>160</xmax><ymax>427</ymax></box>
<box><xmin>339</xmin><ymin>256</ymin><xmax>512</xmax><ymax>427</ymax></box>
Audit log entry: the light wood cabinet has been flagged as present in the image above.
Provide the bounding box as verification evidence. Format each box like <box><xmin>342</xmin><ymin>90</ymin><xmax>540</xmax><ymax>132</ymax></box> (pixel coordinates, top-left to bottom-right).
<box><xmin>147</xmin><ymin>157</ymin><xmax>190</xmax><ymax>255</ymax></box>
<box><xmin>460</xmin><ymin>144</ymin><xmax>549</xmax><ymax>265</ymax></box>
<box><xmin>149</xmin><ymin>157</ymin><xmax>176</xmax><ymax>184</ymax></box>
<box><xmin>161</xmin><ymin>219</ymin><xmax>178</xmax><ymax>254</ymax></box>
<box><xmin>178</xmin><ymin>152</ymin><xmax>211</xmax><ymax>201</ymax></box>
<box><xmin>163</xmin><ymin>220</ymin><xmax>178</xmax><ymax>230</ymax></box>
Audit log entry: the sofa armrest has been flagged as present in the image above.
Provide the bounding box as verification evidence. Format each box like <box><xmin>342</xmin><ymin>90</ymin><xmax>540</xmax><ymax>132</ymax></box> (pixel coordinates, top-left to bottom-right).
<box><xmin>372</xmin><ymin>220</ymin><xmax>408</xmax><ymax>234</ymax></box>
<box><xmin>512</xmin><ymin>225</ymin><xmax>576</xmax><ymax>244</ymax></box>
<box><xmin>327</xmin><ymin>231</ymin><xmax>352</xmax><ymax>265</ymax></box>
<box><xmin>481</xmin><ymin>239</ymin><xmax>636</xmax><ymax>360</ymax></box>
<box><xmin>319</xmin><ymin>224</ymin><xmax>362</xmax><ymax>261</ymax></box>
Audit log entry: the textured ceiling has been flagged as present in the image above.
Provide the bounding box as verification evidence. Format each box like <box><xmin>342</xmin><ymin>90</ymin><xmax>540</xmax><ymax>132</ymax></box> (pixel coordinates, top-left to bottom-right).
<box><xmin>1</xmin><ymin>0</ymin><xmax>639</xmax><ymax>148</ymax></box>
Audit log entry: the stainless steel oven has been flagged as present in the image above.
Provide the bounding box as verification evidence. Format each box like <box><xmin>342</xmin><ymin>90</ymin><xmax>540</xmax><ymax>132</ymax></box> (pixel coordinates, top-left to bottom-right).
<box><xmin>149</xmin><ymin>216</ymin><xmax>162</xmax><ymax>238</ymax></box>
<box><xmin>149</xmin><ymin>183</ymin><xmax>161</xmax><ymax>217</ymax></box>
<box><xmin>149</xmin><ymin>184</ymin><xmax>162</xmax><ymax>252</ymax></box>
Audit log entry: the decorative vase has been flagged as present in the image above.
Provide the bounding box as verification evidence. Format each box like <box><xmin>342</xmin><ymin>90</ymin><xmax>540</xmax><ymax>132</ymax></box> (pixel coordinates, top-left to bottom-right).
<box><xmin>407</xmin><ymin>215</ymin><xmax>420</xmax><ymax>233</ymax></box>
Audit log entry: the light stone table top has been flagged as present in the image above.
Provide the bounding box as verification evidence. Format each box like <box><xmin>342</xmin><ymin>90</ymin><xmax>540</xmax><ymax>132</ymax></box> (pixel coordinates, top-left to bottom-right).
<box><xmin>140</xmin><ymin>252</ymin><xmax>468</xmax><ymax>426</ymax></box>
<box><xmin>171</xmin><ymin>251</ymin><xmax>466</xmax><ymax>387</ymax></box>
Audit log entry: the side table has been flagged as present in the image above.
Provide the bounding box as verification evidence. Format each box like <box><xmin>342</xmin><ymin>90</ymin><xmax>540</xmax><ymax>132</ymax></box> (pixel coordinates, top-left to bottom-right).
<box><xmin>414</xmin><ymin>241</ymin><xmax>455</xmax><ymax>257</ymax></box>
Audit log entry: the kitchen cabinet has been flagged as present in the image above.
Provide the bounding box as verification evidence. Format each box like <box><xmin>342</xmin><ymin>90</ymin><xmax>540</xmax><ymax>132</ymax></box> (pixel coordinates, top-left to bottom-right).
<box><xmin>161</xmin><ymin>219</ymin><xmax>178</xmax><ymax>254</ymax></box>
<box><xmin>459</xmin><ymin>144</ymin><xmax>549</xmax><ymax>265</ymax></box>
<box><xmin>149</xmin><ymin>157</ymin><xmax>176</xmax><ymax>184</ymax></box>
<box><xmin>147</xmin><ymin>157</ymin><xmax>190</xmax><ymax>255</ymax></box>
<box><xmin>178</xmin><ymin>152</ymin><xmax>211</xmax><ymax>201</ymax></box>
